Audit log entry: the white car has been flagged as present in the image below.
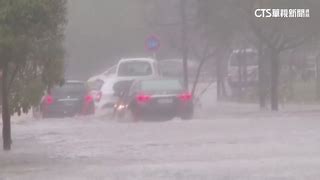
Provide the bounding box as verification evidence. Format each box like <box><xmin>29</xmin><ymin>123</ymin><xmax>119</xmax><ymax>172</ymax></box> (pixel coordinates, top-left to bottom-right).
<box><xmin>102</xmin><ymin>65</ymin><xmax>117</xmax><ymax>78</ymax></box>
<box><xmin>87</xmin><ymin>75</ymin><xmax>107</xmax><ymax>102</ymax></box>
<box><xmin>94</xmin><ymin>58</ymin><xmax>161</xmax><ymax>115</ymax></box>
<box><xmin>95</xmin><ymin>77</ymin><xmax>118</xmax><ymax>110</ymax></box>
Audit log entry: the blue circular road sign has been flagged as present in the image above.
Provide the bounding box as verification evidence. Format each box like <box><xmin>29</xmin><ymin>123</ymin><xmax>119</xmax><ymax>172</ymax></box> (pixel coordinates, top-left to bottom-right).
<box><xmin>146</xmin><ymin>35</ymin><xmax>160</xmax><ymax>51</ymax></box>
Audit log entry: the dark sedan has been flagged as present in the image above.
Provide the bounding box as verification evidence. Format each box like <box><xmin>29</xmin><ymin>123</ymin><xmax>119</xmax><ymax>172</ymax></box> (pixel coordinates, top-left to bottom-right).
<box><xmin>39</xmin><ymin>81</ymin><xmax>95</xmax><ymax>118</ymax></box>
<box><xmin>114</xmin><ymin>79</ymin><xmax>193</xmax><ymax>121</ymax></box>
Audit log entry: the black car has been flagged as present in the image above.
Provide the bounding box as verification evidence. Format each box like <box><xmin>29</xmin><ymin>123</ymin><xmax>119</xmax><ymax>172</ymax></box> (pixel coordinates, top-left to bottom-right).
<box><xmin>39</xmin><ymin>81</ymin><xmax>95</xmax><ymax>118</ymax></box>
<box><xmin>114</xmin><ymin>79</ymin><xmax>193</xmax><ymax>121</ymax></box>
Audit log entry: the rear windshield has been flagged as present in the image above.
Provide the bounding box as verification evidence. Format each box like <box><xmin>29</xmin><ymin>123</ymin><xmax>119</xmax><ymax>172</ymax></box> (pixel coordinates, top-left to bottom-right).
<box><xmin>141</xmin><ymin>80</ymin><xmax>183</xmax><ymax>92</ymax></box>
<box><xmin>51</xmin><ymin>82</ymin><xmax>86</xmax><ymax>96</ymax></box>
<box><xmin>118</xmin><ymin>61</ymin><xmax>152</xmax><ymax>77</ymax></box>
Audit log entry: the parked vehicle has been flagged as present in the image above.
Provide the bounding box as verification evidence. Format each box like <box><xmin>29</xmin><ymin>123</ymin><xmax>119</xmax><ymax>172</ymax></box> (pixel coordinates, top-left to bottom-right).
<box><xmin>113</xmin><ymin>79</ymin><xmax>194</xmax><ymax>121</ymax></box>
<box><xmin>227</xmin><ymin>48</ymin><xmax>258</xmax><ymax>97</ymax></box>
<box><xmin>38</xmin><ymin>81</ymin><xmax>95</xmax><ymax>118</ymax></box>
<box><xmin>95</xmin><ymin>58</ymin><xmax>161</xmax><ymax>113</ymax></box>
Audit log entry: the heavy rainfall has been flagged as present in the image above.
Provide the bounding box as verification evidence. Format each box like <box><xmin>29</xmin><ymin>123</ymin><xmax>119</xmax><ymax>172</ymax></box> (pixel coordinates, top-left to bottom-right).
<box><xmin>1</xmin><ymin>0</ymin><xmax>320</xmax><ymax>179</ymax></box>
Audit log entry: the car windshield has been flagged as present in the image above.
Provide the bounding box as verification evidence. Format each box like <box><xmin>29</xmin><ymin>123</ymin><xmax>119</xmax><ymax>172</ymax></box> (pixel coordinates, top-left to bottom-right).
<box><xmin>51</xmin><ymin>82</ymin><xmax>86</xmax><ymax>96</ymax></box>
<box><xmin>141</xmin><ymin>79</ymin><xmax>183</xmax><ymax>92</ymax></box>
<box><xmin>118</xmin><ymin>61</ymin><xmax>152</xmax><ymax>77</ymax></box>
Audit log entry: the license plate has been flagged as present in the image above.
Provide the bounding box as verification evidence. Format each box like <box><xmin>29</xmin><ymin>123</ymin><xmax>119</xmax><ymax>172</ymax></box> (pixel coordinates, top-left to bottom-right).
<box><xmin>158</xmin><ymin>98</ymin><xmax>173</xmax><ymax>104</ymax></box>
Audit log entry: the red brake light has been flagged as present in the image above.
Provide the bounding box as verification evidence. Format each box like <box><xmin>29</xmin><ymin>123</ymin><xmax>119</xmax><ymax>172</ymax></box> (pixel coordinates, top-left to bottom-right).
<box><xmin>136</xmin><ymin>94</ymin><xmax>151</xmax><ymax>103</ymax></box>
<box><xmin>45</xmin><ymin>95</ymin><xmax>54</xmax><ymax>105</ymax></box>
<box><xmin>179</xmin><ymin>92</ymin><xmax>192</xmax><ymax>101</ymax></box>
<box><xmin>85</xmin><ymin>95</ymin><xmax>94</xmax><ymax>103</ymax></box>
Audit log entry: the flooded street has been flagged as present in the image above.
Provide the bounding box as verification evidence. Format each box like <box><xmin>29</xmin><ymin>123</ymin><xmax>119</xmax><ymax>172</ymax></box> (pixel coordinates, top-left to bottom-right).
<box><xmin>2</xmin><ymin>108</ymin><xmax>320</xmax><ymax>180</ymax></box>
<box><xmin>2</xmin><ymin>1</ymin><xmax>320</xmax><ymax>179</ymax></box>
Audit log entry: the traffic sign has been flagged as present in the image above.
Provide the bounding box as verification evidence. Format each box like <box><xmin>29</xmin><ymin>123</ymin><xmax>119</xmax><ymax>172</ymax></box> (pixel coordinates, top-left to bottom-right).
<box><xmin>146</xmin><ymin>35</ymin><xmax>160</xmax><ymax>52</ymax></box>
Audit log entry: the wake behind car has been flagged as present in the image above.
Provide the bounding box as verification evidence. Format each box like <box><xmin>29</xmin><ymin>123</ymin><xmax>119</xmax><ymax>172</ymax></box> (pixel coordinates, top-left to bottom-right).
<box><xmin>114</xmin><ymin>79</ymin><xmax>194</xmax><ymax>121</ymax></box>
<box><xmin>39</xmin><ymin>81</ymin><xmax>95</xmax><ymax>118</ymax></box>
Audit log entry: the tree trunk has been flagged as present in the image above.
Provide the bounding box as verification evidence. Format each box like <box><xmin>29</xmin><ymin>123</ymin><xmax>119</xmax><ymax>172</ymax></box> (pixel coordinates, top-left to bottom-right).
<box><xmin>191</xmin><ymin>57</ymin><xmax>206</xmax><ymax>96</ymax></box>
<box><xmin>258</xmin><ymin>46</ymin><xmax>267</xmax><ymax>109</ymax></box>
<box><xmin>217</xmin><ymin>79</ymin><xmax>221</xmax><ymax>101</ymax></box>
<box><xmin>270</xmin><ymin>50</ymin><xmax>279</xmax><ymax>111</ymax></box>
<box><xmin>221</xmin><ymin>77</ymin><xmax>227</xmax><ymax>98</ymax></box>
<box><xmin>316</xmin><ymin>54</ymin><xmax>320</xmax><ymax>100</ymax></box>
<box><xmin>180</xmin><ymin>0</ymin><xmax>189</xmax><ymax>90</ymax></box>
<box><xmin>216</xmin><ymin>58</ymin><xmax>223</xmax><ymax>101</ymax></box>
<box><xmin>2</xmin><ymin>62</ymin><xmax>11</xmax><ymax>150</ymax></box>
<box><xmin>288</xmin><ymin>59</ymin><xmax>295</xmax><ymax>100</ymax></box>
<box><xmin>237</xmin><ymin>51</ymin><xmax>243</xmax><ymax>101</ymax></box>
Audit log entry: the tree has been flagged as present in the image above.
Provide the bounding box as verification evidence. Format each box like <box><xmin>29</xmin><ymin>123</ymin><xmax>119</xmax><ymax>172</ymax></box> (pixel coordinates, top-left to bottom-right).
<box><xmin>143</xmin><ymin>0</ymin><xmax>234</xmax><ymax>97</ymax></box>
<box><xmin>194</xmin><ymin>0</ymin><xmax>235</xmax><ymax>100</ymax></box>
<box><xmin>233</xmin><ymin>0</ymin><xmax>320</xmax><ymax>110</ymax></box>
<box><xmin>0</xmin><ymin>0</ymin><xmax>67</xmax><ymax>150</ymax></box>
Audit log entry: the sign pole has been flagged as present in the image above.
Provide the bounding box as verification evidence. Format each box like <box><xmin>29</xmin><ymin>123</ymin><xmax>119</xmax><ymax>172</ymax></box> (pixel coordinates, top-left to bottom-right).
<box><xmin>146</xmin><ymin>35</ymin><xmax>160</xmax><ymax>60</ymax></box>
<box><xmin>153</xmin><ymin>52</ymin><xmax>157</xmax><ymax>60</ymax></box>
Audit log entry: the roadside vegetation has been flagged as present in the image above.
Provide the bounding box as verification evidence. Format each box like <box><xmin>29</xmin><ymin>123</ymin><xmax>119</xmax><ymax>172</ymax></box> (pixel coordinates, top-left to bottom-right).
<box><xmin>0</xmin><ymin>0</ymin><xmax>67</xmax><ymax>150</ymax></box>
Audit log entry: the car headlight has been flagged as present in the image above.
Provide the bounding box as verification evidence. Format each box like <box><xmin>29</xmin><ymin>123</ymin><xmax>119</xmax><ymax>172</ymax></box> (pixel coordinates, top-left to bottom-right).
<box><xmin>117</xmin><ymin>105</ymin><xmax>126</xmax><ymax>110</ymax></box>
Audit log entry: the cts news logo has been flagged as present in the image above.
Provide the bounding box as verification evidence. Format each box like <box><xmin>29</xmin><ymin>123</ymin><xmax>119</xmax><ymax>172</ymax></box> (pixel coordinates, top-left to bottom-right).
<box><xmin>255</xmin><ymin>9</ymin><xmax>310</xmax><ymax>18</ymax></box>
<box><xmin>255</xmin><ymin>9</ymin><xmax>272</xmax><ymax>18</ymax></box>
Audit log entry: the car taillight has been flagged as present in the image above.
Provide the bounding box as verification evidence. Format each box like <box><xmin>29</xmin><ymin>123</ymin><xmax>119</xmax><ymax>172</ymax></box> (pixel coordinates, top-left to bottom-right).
<box><xmin>45</xmin><ymin>95</ymin><xmax>54</xmax><ymax>105</ymax></box>
<box><xmin>136</xmin><ymin>94</ymin><xmax>151</xmax><ymax>103</ymax></box>
<box><xmin>85</xmin><ymin>95</ymin><xmax>94</xmax><ymax>103</ymax></box>
<box><xmin>179</xmin><ymin>92</ymin><xmax>192</xmax><ymax>101</ymax></box>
